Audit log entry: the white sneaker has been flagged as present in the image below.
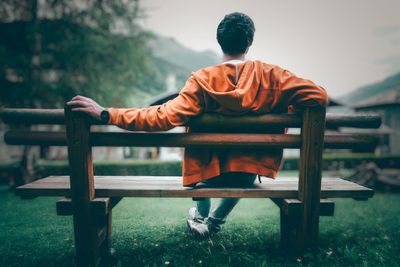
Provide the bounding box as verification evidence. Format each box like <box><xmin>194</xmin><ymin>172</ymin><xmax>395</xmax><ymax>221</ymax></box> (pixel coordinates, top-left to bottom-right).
<box><xmin>188</xmin><ymin>207</ymin><xmax>205</xmax><ymax>223</ymax></box>
<box><xmin>187</xmin><ymin>219</ymin><xmax>210</xmax><ymax>238</ymax></box>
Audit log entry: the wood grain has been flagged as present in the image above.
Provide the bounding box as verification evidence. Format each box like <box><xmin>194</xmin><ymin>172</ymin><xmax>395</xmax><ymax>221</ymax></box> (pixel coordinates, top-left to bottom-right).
<box><xmin>65</xmin><ymin>106</ymin><xmax>98</xmax><ymax>266</ymax></box>
<box><xmin>56</xmin><ymin>197</ymin><xmax>121</xmax><ymax>216</ymax></box>
<box><xmin>15</xmin><ymin>176</ymin><xmax>373</xmax><ymax>199</ymax></box>
<box><xmin>297</xmin><ymin>107</ymin><xmax>326</xmax><ymax>253</ymax></box>
<box><xmin>1</xmin><ymin>108</ymin><xmax>381</xmax><ymax>129</ymax></box>
<box><xmin>271</xmin><ymin>198</ymin><xmax>334</xmax><ymax>217</ymax></box>
<box><xmin>5</xmin><ymin>130</ymin><xmax>379</xmax><ymax>149</ymax></box>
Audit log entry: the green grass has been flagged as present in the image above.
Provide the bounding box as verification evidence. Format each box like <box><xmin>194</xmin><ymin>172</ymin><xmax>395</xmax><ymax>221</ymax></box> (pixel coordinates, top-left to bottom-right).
<box><xmin>0</xmin><ymin>185</ymin><xmax>399</xmax><ymax>266</ymax></box>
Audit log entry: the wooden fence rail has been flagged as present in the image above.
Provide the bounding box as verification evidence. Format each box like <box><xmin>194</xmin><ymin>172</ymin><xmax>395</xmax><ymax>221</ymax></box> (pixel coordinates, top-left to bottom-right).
<box><xmin>0</xmin><ymin>108</ymin><xmax>382</xmax><ymax>129</ymax></box>
<box><xmin>4</xmin><ymin>131</ymin><xmax>379</xmax><ymax>149</ymax></box>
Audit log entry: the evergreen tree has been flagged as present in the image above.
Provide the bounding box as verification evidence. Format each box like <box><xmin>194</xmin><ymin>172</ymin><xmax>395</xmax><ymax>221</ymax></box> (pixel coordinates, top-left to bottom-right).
<box><xmin>0</xmin><ymin>0</ymin><xmax>164</xmax><ymax>108</ymax></box>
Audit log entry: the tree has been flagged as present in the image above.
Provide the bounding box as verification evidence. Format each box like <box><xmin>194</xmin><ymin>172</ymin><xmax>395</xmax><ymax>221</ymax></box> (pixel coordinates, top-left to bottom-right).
<box><xmin>0</xmin><ymin>0</ymin><xmax>165</xmax><ymax>108</ymax></box>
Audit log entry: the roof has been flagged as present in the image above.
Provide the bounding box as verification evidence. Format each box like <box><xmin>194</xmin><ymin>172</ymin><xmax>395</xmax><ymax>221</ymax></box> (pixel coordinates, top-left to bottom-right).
<box><xmin>355</xmin><ymin>89</ymin><xmax>400</xmax><ymax>109</ymax></box>
<box><xmin>328</xmin><ymin>98</ymin><xmax>342</xmax><ymax>107</ymax></box>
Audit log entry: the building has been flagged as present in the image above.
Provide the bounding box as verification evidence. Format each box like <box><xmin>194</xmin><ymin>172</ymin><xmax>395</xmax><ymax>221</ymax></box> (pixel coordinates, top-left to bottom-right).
<box><xmin>353</xmin><ymin>89</ymin><xmax>400</xmax><ymax>154</ymax></box>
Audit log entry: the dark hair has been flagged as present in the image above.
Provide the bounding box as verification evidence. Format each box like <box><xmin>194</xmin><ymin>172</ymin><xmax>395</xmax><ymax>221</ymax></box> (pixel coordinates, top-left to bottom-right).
<box><xmin>216</xmin><ymin>12</ymin><xmax>255</xmax><ymax>56</ymax></box>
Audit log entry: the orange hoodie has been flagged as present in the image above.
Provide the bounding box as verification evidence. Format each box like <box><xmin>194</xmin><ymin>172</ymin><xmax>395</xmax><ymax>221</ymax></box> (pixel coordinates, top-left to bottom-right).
<box><xmin>108</xmin><ymin>60</ymin><xmax>328</xmax><ymax>186</ymax></box>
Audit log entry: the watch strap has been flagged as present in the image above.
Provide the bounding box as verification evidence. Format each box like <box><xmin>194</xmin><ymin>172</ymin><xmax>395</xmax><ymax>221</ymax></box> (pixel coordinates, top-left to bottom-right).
<box><xmin>100</xmin><ymin>109</ymin><xmax>110</xmax><ymax>124</ymax></box>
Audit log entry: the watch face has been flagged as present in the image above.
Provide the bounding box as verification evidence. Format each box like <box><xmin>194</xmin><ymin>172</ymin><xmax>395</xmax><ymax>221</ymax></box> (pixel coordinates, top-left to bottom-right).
<box><xmin>101</xmin><ymin>110</ymin><xmax>109</xmax><ymax>123</ymax></box>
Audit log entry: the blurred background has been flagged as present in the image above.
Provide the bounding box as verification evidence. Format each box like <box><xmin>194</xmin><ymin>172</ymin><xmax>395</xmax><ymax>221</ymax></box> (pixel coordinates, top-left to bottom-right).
<box><xmin>0</xmin><ymin>2</ymin><xmax>400</xmax><ymax>266</ymax></box>
<box><xmin>0</xmin><ymin>0</ymin><xmax>399</xmax><ymax>189</ymax></box>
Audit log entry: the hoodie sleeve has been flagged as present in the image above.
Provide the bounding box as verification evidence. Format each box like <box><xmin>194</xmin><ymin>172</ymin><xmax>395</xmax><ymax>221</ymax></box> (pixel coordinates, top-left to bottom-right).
<box><xmin>272</xmin><ymin>66</ymin><xmax>328</xmax><ymax>110</ymax></box>
<box><xmin>107</xmin><ymin>76</ymin><xmax>204</xmax><ymax>131</ymax></box>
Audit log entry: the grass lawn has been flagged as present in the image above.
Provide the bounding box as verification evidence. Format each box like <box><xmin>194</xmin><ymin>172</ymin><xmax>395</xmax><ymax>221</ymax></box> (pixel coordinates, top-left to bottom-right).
<box><xmin>0</xmin><ymin>181</ymin><xmax>399</xmax><ymax>266</ymax></box>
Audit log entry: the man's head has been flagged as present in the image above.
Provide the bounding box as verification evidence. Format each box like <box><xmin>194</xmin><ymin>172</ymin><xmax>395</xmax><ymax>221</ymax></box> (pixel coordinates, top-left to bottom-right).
<box><xmin>217</xmin><ymin>12</ymin><xmax>255</xmax><ymax>57</ymax></box>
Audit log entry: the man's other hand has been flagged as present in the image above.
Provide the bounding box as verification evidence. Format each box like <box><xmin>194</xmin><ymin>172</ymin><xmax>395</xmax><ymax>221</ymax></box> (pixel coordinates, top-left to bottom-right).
<box><xmin>66</xmin><ymin>95</ymin><xmax>104</xmax><ymax>120</ymax></box>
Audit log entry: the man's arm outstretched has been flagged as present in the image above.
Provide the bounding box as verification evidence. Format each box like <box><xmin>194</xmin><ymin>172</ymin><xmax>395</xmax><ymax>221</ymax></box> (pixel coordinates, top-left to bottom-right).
<box><xmin>66</xmin><ymin>76</ymin><xmax>204</xmax><ymax>131</ymax></box>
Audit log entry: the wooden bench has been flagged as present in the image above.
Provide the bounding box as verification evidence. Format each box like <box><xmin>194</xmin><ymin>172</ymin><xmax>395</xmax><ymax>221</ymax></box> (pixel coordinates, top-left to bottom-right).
<box><xmin>1</xmin><ymin>107</ymin><xmax>380</xmax><ymax>266</ymax></box>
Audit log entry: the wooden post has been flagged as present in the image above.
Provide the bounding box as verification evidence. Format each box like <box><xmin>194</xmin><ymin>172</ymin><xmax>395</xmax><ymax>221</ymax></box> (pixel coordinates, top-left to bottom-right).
<box><xmin>280</xmin><ymin>209</ymin><xmax>300</xmax><ymax>252</ymax></box>
<box><xmin>65</xmin><ymin>106</ymin><xmax>98</xmax><ymax>266</ymax></box>
<box><xmin>99</xmin><ymin>209</ymin><xmax>113</xmax><ymax>265</ymax></box>
<box><xmin>296</xmin><ymin>107</ymin><xmax>326</xmax><ymax>254</ymax></box>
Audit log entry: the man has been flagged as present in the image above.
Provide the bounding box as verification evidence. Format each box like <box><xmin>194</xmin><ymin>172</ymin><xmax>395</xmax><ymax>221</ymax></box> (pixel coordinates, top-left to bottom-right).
<box><xmin>67</xmin><ymin>12</ymin><xmax>328</xmax><ymax>237</ymax></box>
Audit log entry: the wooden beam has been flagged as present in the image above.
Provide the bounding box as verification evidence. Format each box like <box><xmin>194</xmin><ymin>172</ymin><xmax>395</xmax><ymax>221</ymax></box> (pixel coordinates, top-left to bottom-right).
<box><xmin>91</xmin><ymin>132</ymin><xmax>302</xmax><ymax>148</ymax></box>
<box><xmin>325</xmin><ymin>113</ymin><xmax>381</xmax><ymax>129</ymax></box>
<box><xmin>189</xmin><ymin>113</ymin><xmax>302</xmax><ymax>129</ymax></box>
<box><xmin>99</xmin><ymin>209</ymin><xmax>113</xmax><ymax>265</ymax></box>
<box><xmin>324</xmin><ymin>134</ymin><xmax>379</xmax><ymax>149</ymax></box>
<box><xmin>56</xmin><ymin>197</ymin><xmax>122</xmax><ymax>216</ymax></box>
<box><xmin>5</xmin><ymin>130</ymin><xmax>379</xmax><ymax>149</ymax></box>
<box><xmin>65</xmin><ymin>106</ymin><xmax>98</xmax><ymax>266</ymax></box>
<box><xmin>1</xmin><ymin>108</ymin><xmax>381</xmax><ymax>129</ymax></box>
<box><xmin>5</xmin><ymin>131</ymin><xmax>301</xmax><ymax>148</ymax></box>
<box><xmin>297</xmin><ymin>107</ymin><xmax>326</xmax><ymax>254</ymax></box>
<box><xmin>56</xmin><ymin>197</ymin><xmax>74</xmax><ymax>216</ymax></box>
<box><xmin>96</xmin><ymin>225</ymin><xmax>107</xmax><ymax>246</ymax></box>
<box><xmin>0</xmin><ymin>108</ymin><xmax>65</xmax><ymax>124</ymax></box>
<box><xmin>5</xmin><ymin>130</ymin><xmax>67</xmax><ymax>146</ymax></box>
<box><xmin>280</xmin><ymin>209</ymin><xmax>298</xmax><ymax>252</ymax></box>
<box><xmin>271</xmin><ymin>198</ymin><xmax>334</xmax><ymax>217</ymax></box>
<box><xmin>15</xmin><ymin>176</ymin><xmax>374</xmax><ymax>199</ymax></box>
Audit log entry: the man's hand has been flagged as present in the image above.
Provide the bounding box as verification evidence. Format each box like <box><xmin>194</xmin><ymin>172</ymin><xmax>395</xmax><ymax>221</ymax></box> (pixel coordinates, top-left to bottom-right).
<box><xmin>66</xmin><ymin>95</ymin><xmax>104</xmax><ymax>120</ymax></box>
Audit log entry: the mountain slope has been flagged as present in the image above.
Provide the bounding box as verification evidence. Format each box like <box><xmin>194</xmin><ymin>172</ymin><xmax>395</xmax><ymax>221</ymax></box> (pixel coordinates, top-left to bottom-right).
<box><xmin>149</xmin><ymin>35</ymin><xmax>220</xmax><ymax>72</ymax></box>
<box><xmin>339</xmin><ymin>72</ymin><xmax>400</xmax><ymax>106</ymax></box>
<box><xmin>143</xmin><ymin>34</ymin><xmax>220</xmax><ymax>99</ymax></box>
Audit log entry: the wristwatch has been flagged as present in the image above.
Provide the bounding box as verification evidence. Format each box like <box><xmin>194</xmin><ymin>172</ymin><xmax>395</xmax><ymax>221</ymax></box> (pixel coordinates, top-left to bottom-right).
<box><xmin>100</xmin><ymin>109</ymin><xmax>110</xmax><ymax>124</ymax></box>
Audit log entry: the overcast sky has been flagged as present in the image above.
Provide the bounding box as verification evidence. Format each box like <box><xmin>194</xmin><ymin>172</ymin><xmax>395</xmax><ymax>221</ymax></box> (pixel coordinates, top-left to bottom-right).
<box><xmin>140</xmin><ymin>0</ymin><xmax>400</xmax><ymax>98</ymax></box>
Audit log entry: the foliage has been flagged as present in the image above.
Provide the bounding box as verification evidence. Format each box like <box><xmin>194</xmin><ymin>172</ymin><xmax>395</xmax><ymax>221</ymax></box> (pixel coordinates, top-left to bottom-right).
<box><xmin>0</xmin><ymin>0</ymin><xmax>166</xmax><ymax>108</ymax></box>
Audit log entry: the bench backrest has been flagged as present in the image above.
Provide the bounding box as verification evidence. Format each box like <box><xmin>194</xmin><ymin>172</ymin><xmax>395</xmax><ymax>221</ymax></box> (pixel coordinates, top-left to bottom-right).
<box><xmin>1</xmin><ymin>106</ymin><xmax>381</xmax><ymax>249</ymax></box>
<box><xmin>1</xmin><ymin>106</ymin><xmax>383</xmax><ymax>256</ymax></box>
<box><xmin>60</xmin><ymin>107</ymin><xmax>328</xmax><ymax>225</ymax></box>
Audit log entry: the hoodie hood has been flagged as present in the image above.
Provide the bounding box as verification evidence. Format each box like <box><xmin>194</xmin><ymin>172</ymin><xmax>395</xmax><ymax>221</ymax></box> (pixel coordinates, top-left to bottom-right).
<box><xmin>192</xmin><ymin>60</ymin><xmax>264</xmax><ymax>114</ymax></box>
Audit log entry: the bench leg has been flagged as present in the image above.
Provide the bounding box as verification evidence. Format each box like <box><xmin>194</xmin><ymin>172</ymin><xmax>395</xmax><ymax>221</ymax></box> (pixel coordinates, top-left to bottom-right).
<box><xmin>99</xmin><ymin>209</ymin><xmax>113</xmax><ymax>266</ymax></box>
<box><xmin>295</xmin><ymin>107</ymin><xmax>325</xmax><ymax>255</ymax></box>
<box><xmin>99</xmin><ymin>197</ymin><xmax>121</xmax><ymax>264</ymax></box>
<box><xmin>277</xmin><ymin>198</ymin><xmax>333</xmax><ymax>256</ymax></box>
<box><xmin>73</xmin><ymin>206</ymin><xmax>115</xmax><ymax>266</ymax></box>
<box><xmin>295</xmin><ymin>203</ymin><xmax>320</xmax><ymax>254</ymax></box>
<box><xmin>72</xmin><ymin>209</ymin><xmax>99</xmax><ymax>267</ymax></box>
<box><xmin>279</xmin><ymin>208</ymin><xmax>319</xmax><ymax>256</ymax></box>
<box><xmin>280</xmin><ymin>209</ymin><xmax>299</xmax><ymax>253</ymax></box>
<box><xmin>56</xmin><ymin>196</ymin><xmax>120</xmax><ymax>265</ymax></box>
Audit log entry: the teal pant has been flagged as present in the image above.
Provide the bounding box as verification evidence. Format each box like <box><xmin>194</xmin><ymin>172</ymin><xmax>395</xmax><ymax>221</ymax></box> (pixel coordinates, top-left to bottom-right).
<box><xmin>194</xmin><ymin>172</ymin><xmax>257</xmax><ymax>231</ymax></box>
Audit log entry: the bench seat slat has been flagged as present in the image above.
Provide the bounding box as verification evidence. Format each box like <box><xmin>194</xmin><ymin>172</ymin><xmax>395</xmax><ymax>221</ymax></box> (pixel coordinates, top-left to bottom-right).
<box><xmin>15</xmin><ymin>176</ymin><xmax>373</xmax><ymax>199</ymax></box>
